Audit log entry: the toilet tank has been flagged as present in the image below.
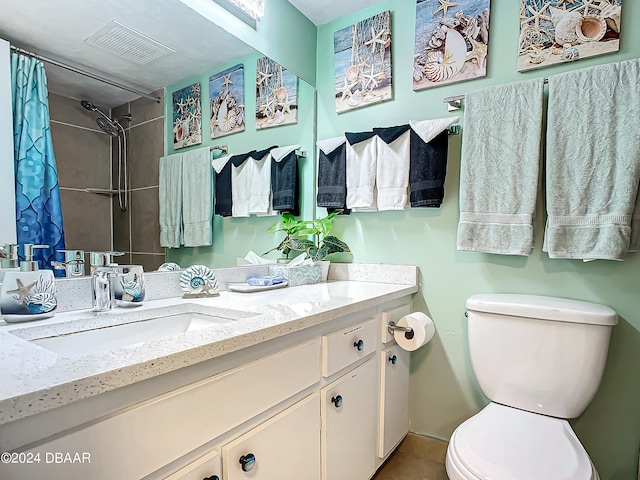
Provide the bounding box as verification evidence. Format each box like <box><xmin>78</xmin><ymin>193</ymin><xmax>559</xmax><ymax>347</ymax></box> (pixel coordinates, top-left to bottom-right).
<box><xmin>466</xmin><ymin>294</ymin><xmax>617</xmax><ymax>419</ymax></box>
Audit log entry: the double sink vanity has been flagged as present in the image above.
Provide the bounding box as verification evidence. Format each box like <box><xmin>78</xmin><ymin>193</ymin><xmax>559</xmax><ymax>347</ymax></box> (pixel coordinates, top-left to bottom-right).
<box><xmin>0</xmin><ymin>263</ymin><xmax>419</xmax><ymax>480</ymax></box>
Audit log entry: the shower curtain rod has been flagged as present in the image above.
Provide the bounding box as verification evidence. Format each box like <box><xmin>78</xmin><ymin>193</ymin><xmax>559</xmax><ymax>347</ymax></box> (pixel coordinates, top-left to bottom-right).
<box><xmin>10</xmin><ymin>45</ymin><xmax>162</xmax><ymax>103</ymax></box>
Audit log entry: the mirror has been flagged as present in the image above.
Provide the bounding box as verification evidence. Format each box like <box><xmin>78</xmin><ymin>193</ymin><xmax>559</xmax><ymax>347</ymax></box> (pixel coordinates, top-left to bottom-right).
<box><xmin>0</xmin><ymin>0</ymin><xmax>316</xmax><ymax>275</ymax></box>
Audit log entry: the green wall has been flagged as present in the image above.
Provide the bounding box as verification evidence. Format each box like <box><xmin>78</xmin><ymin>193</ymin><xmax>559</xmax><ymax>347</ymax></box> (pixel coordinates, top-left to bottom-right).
<box><xmin>316</xmin><ymin>1</ymin><xmax>640</xmax><ymax>479</ymax></box>
<box><xmin>164</xmin><ymin>50</ymin><xmax>316</xmax><ymax>268</ymax></box>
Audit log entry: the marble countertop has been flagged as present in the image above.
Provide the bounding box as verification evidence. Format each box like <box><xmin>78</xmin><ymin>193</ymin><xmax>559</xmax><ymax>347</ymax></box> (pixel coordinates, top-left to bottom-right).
<box><xmin>0</xmin><ymin>279</ymin><xmax>418</xmax><ymax>426</ymax></box>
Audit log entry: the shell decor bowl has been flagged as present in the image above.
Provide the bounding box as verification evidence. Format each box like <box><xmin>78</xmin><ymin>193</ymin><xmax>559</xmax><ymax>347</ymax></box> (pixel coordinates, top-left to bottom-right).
<box><xmin>158</xmin><ymin>262</ymin><xmax>181</xmax><ymax>271</ymax></box>
<box><xmin>0</xmin><ymin>271</ymin><xmax>57</xmax><ymax>323</ymax></box>
<box><xmin>112</xmin><ymin>265</ymin><xmax>145</xmax><ymax>307</ymax></box>
<box><xmin>180</xmin><ymin>265</ymin><xmax>218</xmax><ymax>296</ymax></box>
<box><xmin>576</xmin><ymin>15</ymin><xmax>607</xmax><ymax>43</ymax></box>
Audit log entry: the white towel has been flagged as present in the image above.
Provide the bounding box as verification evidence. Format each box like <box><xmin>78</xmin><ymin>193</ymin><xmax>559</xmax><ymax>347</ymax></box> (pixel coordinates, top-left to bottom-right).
<box><xmin>159</xmin><ymin>153</ymin><xmax>183</xmax><ymax>248</ymax></box>
<box><xmin>457</xmin><ymin>79</ymin><xmax>545</xmax><ymax>255</ymax></box>
<box><xmin>231</xmin><ymin>155</ymin><xmax>252</xmax><ymax>218</ymax></box>
<box><xmin>373</xmin><ymin>125</ymin><xmax>411</xmax><ymax>211</ymax></box>
<box><xmin>346</xmin><ymin>132</ymin><xmax>378</xmax><ymax>211</ymax></box>
<box><xmin>249</xmin><ymin>148</ymin><xmax>275</xmax><ymax>216</ymax></box>
<box><xmin>544</xmin><ymin>59</ymin><xmax>640</xmax><ymax>260</ymax></box>
<box><xmin>182</xmin><ymin>147</ymin><xmax>213</xmax><ymax>247</ymax></box>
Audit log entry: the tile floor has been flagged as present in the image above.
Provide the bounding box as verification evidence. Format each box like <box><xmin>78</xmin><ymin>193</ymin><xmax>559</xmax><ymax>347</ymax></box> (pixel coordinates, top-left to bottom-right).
<box><xmin>373</xmin><ymin>433</ymin><xmax>449</xmax><ymax>480</ymax></box>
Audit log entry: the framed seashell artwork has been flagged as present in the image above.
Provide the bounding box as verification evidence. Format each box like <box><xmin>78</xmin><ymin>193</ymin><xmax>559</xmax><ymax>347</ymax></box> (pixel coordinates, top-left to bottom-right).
<box><xmin>518</xmin><ymin>0</ymin><xmax>622</xmax><ymax>72</ymax></box>
<box><xmin>413</xmin><ymin>0</ymin><xmax>491</xmax><ymax>91</ymax></box>
<box><xmin>255</xmin><ymin>56</ymin><xmax>298</xmax><ymax>130</ymax></box>
<box><xmin>209</xmin><ymin>64</ymin><xmax>246</xmax><ymax>139</ymax></box>
<box><xmin>334</xmin><ymin>10</ymin><xmax>393</xmax><ymax>113</ymax></box>
<box><xmin>172</xmin><ymin>82</ymin><xmax>202</xmax><ymax>150</ymax></box>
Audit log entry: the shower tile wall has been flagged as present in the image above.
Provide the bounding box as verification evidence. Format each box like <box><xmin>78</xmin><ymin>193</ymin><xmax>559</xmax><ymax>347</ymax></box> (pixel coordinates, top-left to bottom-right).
<box><xmin>112</xmin><ymin>89</ymin><xmax>166</xmax><ymax>272</ymax></box>
<box><xmin>49</xmin><ymin>93</ymin><xmax>112</xmax><ymax>254</ymax></box>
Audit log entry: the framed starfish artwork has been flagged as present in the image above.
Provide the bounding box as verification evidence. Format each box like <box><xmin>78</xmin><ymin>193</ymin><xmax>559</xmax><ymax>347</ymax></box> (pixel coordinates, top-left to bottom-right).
<box><xmin>255</xmin><ymin>56</ymin><xmax>298</xmax><ymax>129</ymax></box>
<box><xmin>333</xmin><ymin>10</ymin><xmax>393</xmax><ymax>113</ymax></box>
<box><xmin>519</xmin><ymin>0</ymin><xmax>622</xmax><ymax>71</ymax></box>
<box><xmin>172</xmin><ymin>82</ymin><xmax>202</xmax><ymax>150</ymax></box>
<box><xmin>210</xmin><ymin>64</ymin><xmax>245</xmax><ymax>139</ymax></box>
<box><xmin>413</xmin><ymin>0</ymin><xmax>491</xmax><ymax>91</ymax></box>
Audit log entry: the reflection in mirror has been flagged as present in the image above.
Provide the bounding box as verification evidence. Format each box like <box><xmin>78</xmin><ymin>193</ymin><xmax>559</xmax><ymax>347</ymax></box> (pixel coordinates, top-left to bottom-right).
<box><xmin>0</xmin><ymin>0</ymin><xmax>316</xmax><ymax>275</ymax></box>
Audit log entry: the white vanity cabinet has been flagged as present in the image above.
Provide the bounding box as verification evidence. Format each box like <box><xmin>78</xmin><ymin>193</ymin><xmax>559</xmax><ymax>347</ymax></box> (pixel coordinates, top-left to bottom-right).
<box><xmin>0</xmin><ymin>294</ymin><xmax>415</xmax><ymax>480</ymax></box>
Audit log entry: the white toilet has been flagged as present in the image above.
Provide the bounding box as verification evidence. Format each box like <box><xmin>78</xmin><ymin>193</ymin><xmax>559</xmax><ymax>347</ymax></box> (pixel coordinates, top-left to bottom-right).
<box><xmin>446</xmin><ymin>294</ymin><xmax>618</xmax><ymax>480</ymax></box>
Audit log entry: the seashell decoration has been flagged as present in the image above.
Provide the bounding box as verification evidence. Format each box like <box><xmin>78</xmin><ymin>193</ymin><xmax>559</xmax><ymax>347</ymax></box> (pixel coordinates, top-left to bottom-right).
<box><xmin>424</xmin><ymin>29</ymin><xmax>467</xmax><ymax>83</ymax></box>
<box><xmin>273</xmin><ymin>109</ymin><xmax>285</xmax><ymax>124</ymax></box>
<box><xmin>561</xmin><ymin>44</ymin><xmax>580</xmax><ymax>62</ymax></box>
<box><xmin>345</xmin><ymin>65</ymin><xmax>359</xmax><ymax>83</ymax></box>
<box><xmin>576</xmin><ymin>15</ymin><xmax>607</xmax><ymax>43</ymax></box>
<box><xmin>549</xmin><ymin>6</ymin><xmax>582</xmax><ymax>45</ymax></box>
<box><xmin>348</xmin><ymin>89</ymin><xmax>363</xmax><ymax>107</ymax></box>
<box><xmin>601</xmin><ymin>3</ymin><xmax>621</xmax><ymax>33</ymax></box>
<box><xmin>275</xmin><ymin>86</ymin><xmax>288</xmax><ymax>102</ymax></box>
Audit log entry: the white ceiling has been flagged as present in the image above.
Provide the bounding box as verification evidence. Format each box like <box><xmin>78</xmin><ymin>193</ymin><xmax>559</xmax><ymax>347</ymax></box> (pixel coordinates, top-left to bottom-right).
<box><xmin>0</xmin><ymin>0</ymin><xmax>383</xmax><ymax>108</ymax></box>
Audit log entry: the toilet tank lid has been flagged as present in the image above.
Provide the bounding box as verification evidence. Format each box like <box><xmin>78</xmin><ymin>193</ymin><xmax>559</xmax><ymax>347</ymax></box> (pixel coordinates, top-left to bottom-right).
<box><xmin>466</xmin><ymin>294</ymin><xmax>618</xmax><ymax>326</ymax></box>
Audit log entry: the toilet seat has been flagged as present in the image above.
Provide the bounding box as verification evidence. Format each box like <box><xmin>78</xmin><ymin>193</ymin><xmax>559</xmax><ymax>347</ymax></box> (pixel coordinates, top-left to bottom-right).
<box><xmin>446</xmin><ymin>403</ymin><xmax>597</xmax><ymax>480</ymax></box>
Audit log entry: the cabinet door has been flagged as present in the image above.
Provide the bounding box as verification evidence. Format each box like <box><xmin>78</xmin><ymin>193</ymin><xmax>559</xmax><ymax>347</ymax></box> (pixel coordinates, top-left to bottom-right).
<box><xmin>164</xmin><ymin>450</ymin><xmax>221</xmax><ymax>480</ymax></box>
<box><xmin>222</xmin><ymin>393</ymin><xmax>320</xmax><ymax>480</ymax></box>
<box><xmin>378</xmin><ymin>346</ymin><xmax>410</xmax><ymax>458</ymax></box>
<box><xmin>321</xmin><ymin>359</ymin><xmax>377</xmax><ymax>480</ymax></box>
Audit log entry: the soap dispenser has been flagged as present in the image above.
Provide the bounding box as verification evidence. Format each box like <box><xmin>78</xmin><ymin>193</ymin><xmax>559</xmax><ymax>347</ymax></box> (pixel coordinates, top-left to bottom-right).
<box><xmin>0</xmin><ymin>243</ymin><xmax>20</xmax><ymax>281</ymax></box>
<box><xmin>0</xmin><ymin>244</ymin><xmax>57</xmax><ymax>323</ymax></box>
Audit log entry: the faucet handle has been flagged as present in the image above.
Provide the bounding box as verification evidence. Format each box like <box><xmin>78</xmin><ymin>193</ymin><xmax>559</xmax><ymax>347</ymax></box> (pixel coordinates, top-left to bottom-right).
<box><xmin>89</xmin><ymin>251</ymin><xmax>125</xmax><ymax>271</ymax></box>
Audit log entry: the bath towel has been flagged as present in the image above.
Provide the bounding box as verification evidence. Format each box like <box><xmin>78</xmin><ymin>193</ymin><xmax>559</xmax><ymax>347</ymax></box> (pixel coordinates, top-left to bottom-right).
<box><xmin>457</xmin><ymin>79</ymin><xmax>545</xmax><ymax>255</ymax></box>
<box><xmin>212</xmin><ymin>154</ymin><xmax>232</xmax><ymax>217</ymax></box>
<box><xmin>346</xmin><ymin>131</ymin><xmax>378</xmax><ymax>211</ymax></box>
<box><xmin>544</xmin><ymin>59</ymin><xmax>640</xmax><ymax>260</ymax></box>
<box><xmin>409</xmin><ymin>117</ymin><xmax>459</xmax><ymax>208</ymax></box>
<box><xmin>231</xmin><ymin>150</ymin><xmax>257</xmax><ymax>218</ymax></box>
<box><xmin>317</xmin><ymin>136</ymin><xmax>348</xmax><ymax>211</ymax></box>
<box><xmin>249</xmin><ymin>146</ymin><xmax>278</xmax><ymax>216</ymax></box>
<box><xmin>159</xmin><ymin>153</ymin><xmax>183</xmax><ymax>248</ymax></box>
<box><xmin>373</xmin><ymin>125</ymin><xmax>412</xmax><ymax>211</ymax></box>
<box><xmin>182</xmin><ymin>147</ymin><xmax>213</xmax><ymax>247</ymax></box>
<box><xmin>271</xmin><ymin>145</ymin><xmax>300</xmax><ymax>214</ymax></box>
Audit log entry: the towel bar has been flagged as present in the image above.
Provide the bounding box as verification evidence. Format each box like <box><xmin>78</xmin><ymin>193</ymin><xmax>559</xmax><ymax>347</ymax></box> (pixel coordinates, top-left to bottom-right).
<box><xmin>210</xmin><ymin>145</ymin><xmax>229</xmax><ymax>155</ymax></box>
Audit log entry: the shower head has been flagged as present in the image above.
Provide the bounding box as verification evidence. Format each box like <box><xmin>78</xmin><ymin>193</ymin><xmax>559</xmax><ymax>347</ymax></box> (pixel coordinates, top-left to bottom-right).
<box><xmin>80</xmin><ymin>100</ymin><xmax>97</xmax><ymax>112</ymax></box>
<box><xmin>96</xmin><ymin>117</ymin><xmax>120</xmax><ymax>137</ymax></box>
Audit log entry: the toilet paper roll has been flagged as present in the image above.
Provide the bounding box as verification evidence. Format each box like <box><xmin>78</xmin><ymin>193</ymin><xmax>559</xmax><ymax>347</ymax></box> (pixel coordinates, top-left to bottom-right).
<box><xmin>394</xmin><ymin>312</ymin><xmax>435</xmax><ymax>351</ymax></box>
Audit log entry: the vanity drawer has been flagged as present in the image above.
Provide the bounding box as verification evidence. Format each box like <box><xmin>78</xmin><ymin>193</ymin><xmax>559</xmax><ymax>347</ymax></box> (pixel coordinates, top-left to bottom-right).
<box><xmin>322</xmin><ymin>318</ymin><xmax>377</xmax><ymax>377</ymax></box>
<box><xmin>3</xmin><ymin>339</ymin><xmax>320</xmax><ymax>480</ymax></box>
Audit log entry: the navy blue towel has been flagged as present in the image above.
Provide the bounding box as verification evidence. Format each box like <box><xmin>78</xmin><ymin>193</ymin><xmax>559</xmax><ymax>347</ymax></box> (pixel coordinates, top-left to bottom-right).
<box><xmin>215</xmin><ymin>151</ymin><xmax>254</xmax><ymax>217</ymax></box>
<box><xmin>317</xmin><ymin>137</ymin><xmax>348</xmax><ymax>212</ymax></box>
<box><xmin>409</xmin><ymin>130</ymin><xmax>449</xmax><ymax>207</ymax></box>
<box><xmin>271</xmin><ymin>150</ymin><xmax>299</xmax><ymax>214</ymax></box>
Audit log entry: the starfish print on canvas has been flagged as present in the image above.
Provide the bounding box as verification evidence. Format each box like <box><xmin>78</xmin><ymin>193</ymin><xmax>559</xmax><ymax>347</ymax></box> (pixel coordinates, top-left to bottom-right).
<box><xmin>434</xmin><ymin>0</ymin><xmax>460</xmax><ymax>18</ymax></box>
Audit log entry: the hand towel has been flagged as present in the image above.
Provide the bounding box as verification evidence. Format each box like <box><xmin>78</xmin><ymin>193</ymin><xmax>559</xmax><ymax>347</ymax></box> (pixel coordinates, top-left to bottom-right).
<box><xmin>317</xmin><ymin>136</ymin><xmax>348</xmax><ymax>211</ymax></box>
<box><xmin>373</xmin><ymin>125</ymin><xmax>412</xmax><ymax>211</ymax></box>
<box><xmin>457</xmin><ymin>79</ymin><xmax>545</xmax><ymax>255</ymax></box>
<box><xmin>249</xmin><ymin>146</ymin><xmax>278</xmax><ymax>215</ymax></box>
<box><xmin>345</xmin><ymin>131</ymin><xmax>378</xmax><ymax>211</ymax></box>
<box><xmin>212</xmin><ymin>154</ymin><xmax>232</xmax><ymax>217</ymax></box>
<box><xmin>271</xmin><ymin>145</ymin><xmax>300</xmax><ymax>214</ymax></box>
<box><xmin>544</xmin><ymin>58</ymin><xmax>640</xmax><ymax>260</ymax></box>
<box><xmin>182</xmin><ymin>147</ymin><xmax>213</xmax><ymax>247</ymax></box>
<box><xmin>409</xmin><ymin>117</ymin><xmax>459</xmax><ymax>208</ymax></box>
<box><xmin>231</xmin><ymin>150</ymin><xmax>256</xmax><ymax>218</ymax></box>
<box><xmin>159</xmin><ymin>153</ymin><xmax>183</xmax><ymax>248</ymax></box>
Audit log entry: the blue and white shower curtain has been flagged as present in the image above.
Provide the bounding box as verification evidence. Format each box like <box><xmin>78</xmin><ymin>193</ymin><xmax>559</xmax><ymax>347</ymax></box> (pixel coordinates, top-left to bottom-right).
<box><xmin>11</xmin><ymin>53</ymin><xmax>65</xmax><ymax>271</ymax></box>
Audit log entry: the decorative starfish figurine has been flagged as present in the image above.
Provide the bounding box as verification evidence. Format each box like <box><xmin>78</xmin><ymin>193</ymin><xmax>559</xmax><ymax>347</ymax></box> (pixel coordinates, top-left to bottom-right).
<box><xmin>175</xmin><ymin>99</ymin><xmax>187</xmax><ymax>115</ymax></box>
<box><xmin>338</xmin><ymin>78</ymin><xmax>357</xmax><ymax>104</ymax></box>
<box><xmin>256</xmin><ymin>69</ymin><xmax>273</xmax><ymax>86</ymax></box>
<box><xmin>361</xmin><ymin>65</ymin><xmax>383</xmax><ymax>91</ymax></box>
<box><xmin>364</xmin><ymin>27</ymin><xmax>387</xmax><ymax>54</ymax></box>
<box><xmin>579</xmin><ymin>0</ymin><xmax>603</xmax><ymax>16</ymax></box>
<box><xmin>7</xmin><ymin>278</ymin><xmax>37</xmax><ymax>305</ymax></box>
<box><xmin>278</xmin><ymin>96</ymin><xmax>295</xmax><ymax>115</ymax></box>
<box><xmin>524</xmin><ymin>2</ymin><xmax>552</xmax><ymax>33</ymax></box>
<box><xmin>259</xmin><ymin>96</ymin><xmax>275</xmax><ymax>118</ymax></box>
<box><xmin>434</xmin><ymin>0</ymin><xmax>459</xmax><ymax>18</ymax></box>
<box><xmin>222</xmin><ymin>74</ymin><xmax>233</xmax><ymax>89</ymax></box>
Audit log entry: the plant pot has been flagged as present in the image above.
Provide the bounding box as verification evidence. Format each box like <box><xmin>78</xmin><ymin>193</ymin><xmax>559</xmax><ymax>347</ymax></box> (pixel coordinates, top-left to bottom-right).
<box><xmin>315</xmin><ymin>260</ymin><xmax>330</xmax><ymax>282</ymax></box>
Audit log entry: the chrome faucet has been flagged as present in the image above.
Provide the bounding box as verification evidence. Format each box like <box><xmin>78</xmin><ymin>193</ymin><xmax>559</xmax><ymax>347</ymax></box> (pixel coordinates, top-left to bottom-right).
<box><xmin>91</xmin><ymin>267</ymin><xmax>122</xmax><ymax>312</ymax></box>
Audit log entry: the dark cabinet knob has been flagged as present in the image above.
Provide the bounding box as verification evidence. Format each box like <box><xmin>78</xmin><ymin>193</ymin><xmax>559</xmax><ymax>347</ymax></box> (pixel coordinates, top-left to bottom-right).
<box><xmin>203</xmin><ymin>476</ymin><xmax>219</xmax><ymax>480</ymax></box>
<box><xmin>239</xmin><ymin>453</ymin><xmax>256</xmax><ymax>472</ymax></box>
<box><xmin>331</xmin><ymin>395</ymin><xmax>343</xmax><ymax>408</ymax></box>
<box><xmin>354</xmin><ymin>339</ymin><xmax>364</xmax><ymax>351</ymax></box>
<box><xmin>388</xmin><ymin>354</ymin><xmax>398</xmax><ymax>364</ymax></box>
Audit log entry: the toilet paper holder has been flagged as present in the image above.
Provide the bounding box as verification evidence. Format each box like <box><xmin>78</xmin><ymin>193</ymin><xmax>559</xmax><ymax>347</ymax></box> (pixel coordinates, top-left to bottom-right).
<box><xmin>388</xmin><ymin>321</ymin><xmax>415</xmax><ymax>339</ymax></box>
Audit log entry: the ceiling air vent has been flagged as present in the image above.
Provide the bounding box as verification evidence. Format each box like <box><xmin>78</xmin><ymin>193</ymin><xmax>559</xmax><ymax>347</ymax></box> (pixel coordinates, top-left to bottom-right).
<box><xmin>84</xmin><ymin>21</ymin><xmax>175</xmax><ymax>65</ymax></box>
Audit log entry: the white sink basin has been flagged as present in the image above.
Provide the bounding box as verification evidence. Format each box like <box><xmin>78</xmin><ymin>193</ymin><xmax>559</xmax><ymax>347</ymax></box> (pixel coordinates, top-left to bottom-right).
<box><xmin>9</xmin><ymin>306</ymin><xmax>254</xmax><ymax>358</ymax></box>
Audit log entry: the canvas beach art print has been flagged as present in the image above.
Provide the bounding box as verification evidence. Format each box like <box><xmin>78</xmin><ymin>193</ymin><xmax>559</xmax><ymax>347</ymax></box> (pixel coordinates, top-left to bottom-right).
<box><xmin>414</xmin><ymin>0</ymin><xmax>490</xmax><ymax>91</ymax></box>
<box><xmin>255</xmin><ymin>57</ymin><xmax>298</xmax><ymax>129</ymax></box>
<box><xmin>334</xmin><ymin>10</ymin><xmax>392</xmax><ymax>113</ymax></box>
<box><xmin>210</xmin><ymin>64</ymin><xmax>245</xmax><ymax>139</ymax></box>
<box><xmin>172</xmin><ymin>82</ymin><xmax>202</xmax><ymax>149</ymax></box>
<box><xmin>519</xmin><ymin>0</ymin><xmax>622</xmax><ymax>71</ymax></box>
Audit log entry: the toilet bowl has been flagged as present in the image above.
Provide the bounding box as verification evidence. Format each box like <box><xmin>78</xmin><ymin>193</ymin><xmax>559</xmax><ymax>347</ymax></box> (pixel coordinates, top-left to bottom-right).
<box><xmin>446</xmin><ymin>294</ymin><xmax>617</xmax><ymax>480</ymax></box>
<box><xmin>446</xmin><ymin>403</ymin><xmax>599</xmax><ymax>480</ymax></box>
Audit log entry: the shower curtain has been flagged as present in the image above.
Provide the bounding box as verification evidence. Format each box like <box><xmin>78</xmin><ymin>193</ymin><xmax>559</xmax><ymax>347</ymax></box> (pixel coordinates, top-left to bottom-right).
<box><xmin>11</xmin><ymin>53</ymin><xmax>65</xmax><ymax>271</ymax></box>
